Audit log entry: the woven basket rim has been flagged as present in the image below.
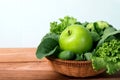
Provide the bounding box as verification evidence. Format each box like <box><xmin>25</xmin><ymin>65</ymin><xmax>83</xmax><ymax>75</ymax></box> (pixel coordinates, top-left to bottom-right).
<box><xmin>46</xmin><ymin>56</ymin><xmax>91</xmax><ymax>64</ymax></box>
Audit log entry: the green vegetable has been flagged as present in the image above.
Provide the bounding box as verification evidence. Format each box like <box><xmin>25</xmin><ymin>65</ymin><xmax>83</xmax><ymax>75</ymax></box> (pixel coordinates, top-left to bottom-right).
<box><xmin>103</xmin><ymin>27</ymin><xmax>116</xmax><ymax>36</ymax></box>
<box><xmin>92</xmin><ymin>39</ymin><xmax>120</xmax><ymax>74</ymax></box>
<box><xmin>94</xmin><ymin>21</ymin><xmax>110</xmax><ymax>36</ymax></box>
<box><xmin>92</xmin><ymin>57</ymin><xmax>106</xmax><ymax>70</ymax></box>
<box><xmin>58</xmin><ymin>50</ymin><xmax>75</xmax><ymax>60</ymax></box>
<box><xmin>86</xmin><ymin>21</ymin><xmax>112</xmax><ymax>40</ymax></box>
<box><xmin>94</xmin><ymin>21</ymin><xmax>109</xmax><ymax>30</ymax></box>
<box><xmin>50</xmin><ymin>16</ymin><xmax>80</xmax><ymax>35</ymax></box>
<box><xmin>86</xmin><ymin>21</ymin><xmax>110</xmax><ymax>33</ymax></box>
<box><xmin>36</xmin><ymin>33</ymin><xmax>59</xmax><ymax>59</ymax></box>
<box><xmin>75</xmin><ymin>53</ymin><xmax>86</xmax><ymax>61</ymax></box>
<box><xmin>41</xmin><ymin>33</ymin><xmax>59</xmax><ymax>42</ymax></box>
<box><xmin>75</xmin><ymin>52</ymin><xmax>92</xmax><ymax>61</ymax></box>
<box><xmin>84</xmin><ymin>52</ymin><xmax>92</xmax><ymax>60</ymax></box>
<box><xmin>86</xmin><ymin>21</ymin><xmax>112</xmax><ymax>50</ymax></box>
<box><xmin>90</xmin><ymin>31</ymin><xmax>100</xmax><ymax>42</ymax></box>
<box><xmin>86</xmin><ymin>22</ymin><xmax>94</xmax><ymax>31</ymax></box>
<box><xmin>97</xmin><ymin>30</ymin><xmax>120</xmax><ymax>48</ymax></box>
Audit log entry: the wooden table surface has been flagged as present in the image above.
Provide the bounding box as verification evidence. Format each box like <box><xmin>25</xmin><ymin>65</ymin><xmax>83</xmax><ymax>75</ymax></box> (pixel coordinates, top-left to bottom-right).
<box><xmin>0</xmin><ymin>48</ymin><xmax>120</xmax><ymax>80</ymax></box>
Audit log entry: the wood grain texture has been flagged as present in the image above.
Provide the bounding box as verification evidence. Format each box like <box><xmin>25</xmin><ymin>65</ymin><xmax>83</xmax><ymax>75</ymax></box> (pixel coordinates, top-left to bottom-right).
<box><xmin>0</xmin><ymin>61</ymin><xmax>119</xmax><ymax>80</ymax></box>
<box><xmin>0</xmin><ymin>48</ymin><xmax>38</xmax><ymax>62</ymax></box>
<box><xmin>0</xmin><ymin>48</ymin><xmax>119</xmax><ymax>80</ymax></box>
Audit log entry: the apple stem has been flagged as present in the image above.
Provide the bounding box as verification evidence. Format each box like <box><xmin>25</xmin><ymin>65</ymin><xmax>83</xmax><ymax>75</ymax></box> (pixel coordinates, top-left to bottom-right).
<box><xmin>68</xmin><ymin>30</ymin><xmax>71</xmax><ymax>35</ymax></box>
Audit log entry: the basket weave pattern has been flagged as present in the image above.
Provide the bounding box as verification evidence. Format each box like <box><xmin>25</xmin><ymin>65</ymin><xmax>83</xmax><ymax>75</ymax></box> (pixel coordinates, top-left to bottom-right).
<box><xmin>46</xmin><ymin>57</ymin><xmax>105</xmax><ymax>77</ymax></box>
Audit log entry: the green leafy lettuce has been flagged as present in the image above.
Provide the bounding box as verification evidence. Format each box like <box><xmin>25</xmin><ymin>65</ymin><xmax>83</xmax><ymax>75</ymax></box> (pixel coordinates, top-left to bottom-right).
<box><xmin>92</xmin><ymin>39</ymin><xmax>120</xmax><ymax>74</ymax></box>
<box><xmin>50</xmin><ymin>16</ymin><xmax>80</xmax><ymax>35</ymax></box>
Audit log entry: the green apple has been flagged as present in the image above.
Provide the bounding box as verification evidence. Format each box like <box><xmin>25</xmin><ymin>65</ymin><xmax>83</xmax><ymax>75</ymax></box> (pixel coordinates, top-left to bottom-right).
<box><xmin>59</xmin><ymin>25</ymin><xmax>93</xmax><ymax>54</ymax></box>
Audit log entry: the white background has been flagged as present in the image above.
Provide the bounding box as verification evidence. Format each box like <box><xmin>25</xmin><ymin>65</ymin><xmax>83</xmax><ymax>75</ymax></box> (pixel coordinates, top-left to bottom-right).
<box><xmin>0</xmin><ymin>0</ymin><xmax>120</xmax><ymax>47</ymax></box>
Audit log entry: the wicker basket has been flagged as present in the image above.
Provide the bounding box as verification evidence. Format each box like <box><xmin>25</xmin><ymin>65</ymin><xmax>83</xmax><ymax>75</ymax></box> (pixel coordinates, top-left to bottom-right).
<box><xmin>46</xmin><ymin>57</ymin><xmax>105</xmax><ymax>77</ymax></box>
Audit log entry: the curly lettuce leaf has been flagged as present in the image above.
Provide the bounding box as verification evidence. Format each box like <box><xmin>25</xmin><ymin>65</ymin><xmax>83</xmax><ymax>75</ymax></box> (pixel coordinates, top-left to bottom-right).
<box><xmin>92</xmin><ymin>39</ymin><xmax>120</xmax><ymax>74</ymax></box>
<box><xmin>92</xmin><ymin>56</ymin><xmax>120</xmax><ymax>74</ymax></box>
<box><xmin>106</xmin><ymin>62</ymin><xmax>120</xmax><ymax>74</ymax></box>
<box><xmin>92</xmin><ymin>57</ymin><xmax>106</xmax><ymax>70</ymax></box>
<box><xmin>50</xmin><ymin>16</ymin><xmax>80</xmax><ymax>35</ymax></box>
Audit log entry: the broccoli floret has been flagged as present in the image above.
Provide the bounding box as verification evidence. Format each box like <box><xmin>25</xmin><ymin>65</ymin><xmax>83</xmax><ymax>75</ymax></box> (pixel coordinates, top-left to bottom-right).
<box><xmin>86</xmin><ymin>21</ymin><xmax>110</xmax><ymax>32</ymax></box>
<box><xmin>86</xmin><ymin>22</ymin><xmax>94</xmax><ymax>31</ymax></box>
<box><xmin>86</xmin><ymin>21</ymin><xmax>112</xmax><ymax>38</ymax></box>
<box><xmin>94</xmin><ymin>21</ymin><xmax>109</xmax><ymax>29</ymax></box>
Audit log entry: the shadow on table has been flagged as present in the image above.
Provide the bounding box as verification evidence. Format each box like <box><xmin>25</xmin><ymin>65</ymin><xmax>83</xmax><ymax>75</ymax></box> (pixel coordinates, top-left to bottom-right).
<box><xmin>59</xmin><ymin>71</ymin><xmax>120</xmax><ymax>80</ymax></box>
